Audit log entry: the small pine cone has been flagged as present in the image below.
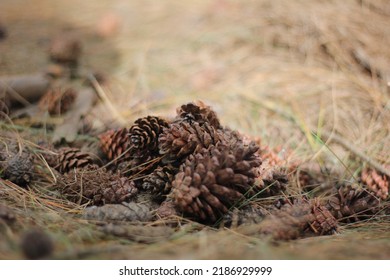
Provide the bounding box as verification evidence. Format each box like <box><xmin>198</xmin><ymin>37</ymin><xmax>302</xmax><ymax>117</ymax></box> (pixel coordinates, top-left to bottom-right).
<box><xmin>325</xmin><ymin>184</ymin><xmax>381</xmax><ymax>223</ymax></box>
<box><xmin>103</xmin><ymin>177</ymin><xmax>138</xmax><ymax>204</ymax></box>
<box><xmin>99</xmin><ymin>128</ymin><xmax>131</xmax><ymax>164</ymax></box>
<box><xmin>158</xmin><ymin>121</ymin><xmax>219</xmax><ymax>165</ymax></box>
<box><xmin>255</xmin><ymin>161</ymin><xmax>288</xmax><ymax>197</ymax></box>
<box><xmin>49</xmin><ymin>34</ymin><xmax>82</xmax><ymax>64</ymax></box>
<box><xmin>156</xmin><ymin>199</ymin><xmax>178</xmax><ymax>219</ymax></box>
<box><xmin>129</xmin><ymin>116</ymin><xmax>169</xmax><ymax>158</ymax></box>
<box><xmin>258</xmin><ymin>198</ymin><xmax>337</xmax><ymax>240</ymax></box>
<box><xmin>57</xmin><ymin>165</ymin><xmax>138</xmax><ymax>205</ymax></box>
<box><xmin>55</xmin><ymin>147</ymin><xmax>96</xmax><ymax>173</ymax></box>
<box><xmin>1</xmin><ymin>152</ymin><xmax>34</xmax><ymax>187</ymax></box>
<box><xmin>39</xmin><ymin>87</ymin><xmax>76</xmax><ymax>115</ymax></box>
<box><xmin>361</xmin><ymin>167</ymin><xmax>389</xmax><ymax>200</ymax></box>
<box><xmin>309</xmin><ymin>199</ymin><xmax>338</xmax><ymax>235</ymax></box>
<box><xmin>175</xmin><ymin>101</ymin><xmax>221</xmax><ymax>129</ymax></box>
<box><xmin>142</xmin><ymin>165</ymin><xmax>177</xmax><ymax>199</ymax></box>
<box><xmin>171</xmin><ymin>143</ymin><xmax>261</xmax><ymax>223</ymax></box>
<box><xmin>83</xmin><ymin>202</ymin><xmax>152</xmax><ymax>222</ymax></box>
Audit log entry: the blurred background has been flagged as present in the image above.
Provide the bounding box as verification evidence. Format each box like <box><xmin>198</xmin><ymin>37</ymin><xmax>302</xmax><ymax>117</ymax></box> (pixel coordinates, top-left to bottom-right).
<box><xmin>1</xmin><ymin>0</ymin><xmax>389</xmax><ymax>149</ymax></box>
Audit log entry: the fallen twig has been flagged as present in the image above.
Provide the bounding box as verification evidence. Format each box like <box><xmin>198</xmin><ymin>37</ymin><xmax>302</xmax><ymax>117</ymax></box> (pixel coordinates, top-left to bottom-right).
<box><xmin>0</xmin><ymin>74</ymin><xmax>51</xmax><ymax>106</ymax></box>
<box><xmin>320</xmin><ymin>130</ymin><xmax>390</xmax><ymax>178</ymax></box>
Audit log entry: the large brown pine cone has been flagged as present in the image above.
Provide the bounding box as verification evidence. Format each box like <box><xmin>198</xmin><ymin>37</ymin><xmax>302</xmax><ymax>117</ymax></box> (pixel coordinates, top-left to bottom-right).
<box><xmin>99</xmin><ymin>128</ymin><xmax>131</xmax><ymax>164</ymax></box>
<box><xmin>171</xmin><ymin>142</ymin><xmax>261</xmax><ymax>223</ymax></box>
<box><xmin>54</xmin><ymin>147</ymin><xmax>97</xmax><ymax>173</ymax></box>
<box><xmin>142</xmin><ymin>165</ymin><xmax>178</xmax><ymax>200</ymax></box>
<box><xmin>158</xmin><ymin>121</ymin><xmax>220</xmax><ymax>165</ymax></box>
<box><xmin>325</xmin><ymin>184</ymin><xmax>381</xmax><ymax>223</ymax></box>
<box><xmin>38</xmin><ymin>87</ymin><xmax>76</xmax><ymax>115</ymax></box>
<box><xmin>129</xmin><ymin>116</ymin><xmax>169</xmax><ymax>158</ymax></box>
<box><xmin>57</xmin><ymin>165</ymin><xmax>138</xmax><ymax>205</ymax></box>
<box><xmin>361</xmin><ymin>167</ymin><xmax>389</xmax><ymax>200</ymax></box>
<box><xmin>175</xmin><ymin>101</ymin><xmax>221</xmax><ymax>129</ymax></box>
<box><xmin>1</xmin><ymin>152</ymin><xmax>34</xmax><ymax>187</ymax></box>
<box><xmin>258</xmin><ymin>198</ymin><xmax>337</xmax><ymax>240</ymax></box>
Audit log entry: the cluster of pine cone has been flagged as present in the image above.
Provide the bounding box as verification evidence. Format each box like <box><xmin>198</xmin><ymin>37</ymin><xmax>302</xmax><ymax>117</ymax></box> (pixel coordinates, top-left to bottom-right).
<box><xmin>1</xmin><ymin>101</ymin><xmax>389</xmax><ymax>240</ymax></box>
<box><xmin>97</xmin><ymin>101</ymin><xmax>263</xmax><ymax>223</ymax></box>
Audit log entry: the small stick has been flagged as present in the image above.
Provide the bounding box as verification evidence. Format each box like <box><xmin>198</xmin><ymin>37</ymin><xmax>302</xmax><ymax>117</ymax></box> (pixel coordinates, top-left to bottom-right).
<box><xmin>0</xmin><ymin>74</ymin><xmax>51</xmax><ymax>105</ymax></box>
<box><xmin>52</xmin><ymin>88</ymin><xmax>97</xmax><ymax>143</ymax></box>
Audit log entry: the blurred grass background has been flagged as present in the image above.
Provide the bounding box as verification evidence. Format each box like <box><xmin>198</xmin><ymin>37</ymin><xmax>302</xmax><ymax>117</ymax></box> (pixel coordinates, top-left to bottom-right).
<box><xmin>1</xmin><ymin>0</ymin><xmax>389</xmax><ymax>259</ymax></box>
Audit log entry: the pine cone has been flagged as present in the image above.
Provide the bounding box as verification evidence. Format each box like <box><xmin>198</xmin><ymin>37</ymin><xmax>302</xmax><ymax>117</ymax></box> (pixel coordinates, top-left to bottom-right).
<box><xmin>99</xmin><ymin>128</ymin><xmax>131</xmax><ymax>164</ymax></box>
<box><xmin>171</xmin><ymin>142</ymin><xmax>261</xmax><ymax>223</ymax></box>
<box><xmin>361</xmin><ymin>167</ymin><xmax>389</xmax><ymax>200</ymax></box>
<box><xmin>39</xmin><ymin>87</ymin><xmax>76</xmax><ymax>115</ymax></box>
<box><xmin>176</xmin><ymin>101</ymin><xmax>221</xmax><ymax>129</ymax></box>
<box><xmin>142</xmin><ymin>165</ymin><xmax>177</xmax><ymax>199</ymax></box>
<box><xmin>1</xmin><ymin>152</ymin><xmax>34</xmax><ymax>187</ymax></box>
<box><xmin>54</xmin><ymin>147</ymin><xmax>96</xmax><ymax>173</ymax></box>
<box><xmin>129</xmin><ymin>116</ymin><xmax>169</xmax><ymax>158</ymax></box>
<box><xmin>83</xmin><ymin>202</ymin><xmax>152</xmax><ymax>222</ymax></box>
<box><xmin>258</xmin><ymin>198</ymin><xmax>337</xmax><ymax>240</ymax></box>
<box><xmin>156</xmin><ymin>199</ymin><xmax>178</xmax><ymax>219</ymax></box>
<box><xmin>158</xmin><ymin>121</ymin><xmax>220</xmax><ymax>165</ymax></box>
<box><xmin>57</xmin><ymin>165</ymin><xmax>138</xmax><ymax>205</ymax></box>
<box><xmin>255</xmin><ymin>161</ymin><xmax>289</xmax><ymax>197</ymax></box>
<box><xmin>325</xmin><ymin>184</ymin><xmax>381</xmax><ymax>223</ymax></box>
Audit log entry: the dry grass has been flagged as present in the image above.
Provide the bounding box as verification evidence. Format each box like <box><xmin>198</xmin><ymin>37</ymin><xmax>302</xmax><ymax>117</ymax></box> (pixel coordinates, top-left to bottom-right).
<box><xmin>1</xmin><ymin>0</ymin><xmax>390</xmax><ymax>259</ymax></box>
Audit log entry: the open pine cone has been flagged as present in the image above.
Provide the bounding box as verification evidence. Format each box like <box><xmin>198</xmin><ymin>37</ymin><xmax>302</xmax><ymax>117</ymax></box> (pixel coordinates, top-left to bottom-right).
<box><xmin>99</xmin><ymin>128</ymin><xmax>131</xmax><ymax>164</ymax></box>
<box><xmin>171</xmin><ymin>142</ymin><xmax>261</xmax><ymax>223</ymax></box>
<box><xmin>158</xmin><ymin>121</ymin><xmax>220</xmax><ymax>165</ymax></box>
<box><xmin>0</xmin><ymin>151</ymin><xmax>34</xmax><ymax>187</ymax></box>
<box><xmin>175</xmin><ymin>101</ymin><xmax>221</xmax><ymax>129</ymax></box>
<box><xmin>57</xmin><ymin>165</ymin><xmax>138</xmax><ymax>205</ymax></box>
<box><xmin>361</xmin><ymin>167</ymin><xmax>389</xmax><ymax>200</ymax></box>
<box><xmin>258</xmin><ymin>198</ymin><xmax>337</xmax><ymax>240</ymax></box>
<box><xmin>142</xmin><ymin>165</ymin><xmax>177</xmax><ymax>200</ymax></box>
<box><xmin>325</xmin><ymin>184</ymin><xmax>381</xmax><ymax>223</ymax></box>
<box><xmin>52</xmin><ymin>147</ymin><xmax>97</xmax><ymax>173</ymax></box>
<box><xmin>129</xmin><ymin>116</ymin><xmax>169</xmax><ymax>158</ymax></box>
